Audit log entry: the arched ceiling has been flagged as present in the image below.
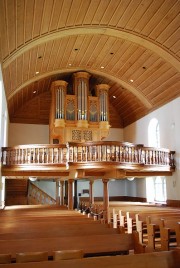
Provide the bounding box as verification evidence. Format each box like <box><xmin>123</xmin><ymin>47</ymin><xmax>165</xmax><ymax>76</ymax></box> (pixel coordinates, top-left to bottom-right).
<box><xmin>0</xmin><ymin>0</ymin><xmax>180</xmax><ymax>128</ymax></box>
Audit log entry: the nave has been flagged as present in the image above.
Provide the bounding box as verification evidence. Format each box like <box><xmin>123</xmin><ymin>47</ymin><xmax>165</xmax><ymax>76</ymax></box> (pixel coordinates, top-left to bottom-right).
<box><xmin>0</xmin><ymin>202</ymin><xmax>179</xmax><ymax>268</ymax></box>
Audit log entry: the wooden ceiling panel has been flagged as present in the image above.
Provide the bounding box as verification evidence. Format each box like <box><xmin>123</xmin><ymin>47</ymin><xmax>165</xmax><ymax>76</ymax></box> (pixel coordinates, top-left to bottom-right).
<box><xmin>141</xmin><ymin>0</ymin><xmax>177</xmax><ymax>37</ymax></box>
<box><xmin>148</xmin><ymin>74</ymin><xmax>180</xmax><ymax>103</ymax></box>
<box><xmin>16</xmin><ymin>0</ymin><xmax>25</xmax><ymax>48</ymax></box>
<box><xmin>116</xmin><ymin>0</ymin><xmax>142</xmax><ymax>29</ymax></box>
<box><xmin>125</xmin><ymin>0</ymin><xmax>153</xmax><ymax>31</ymax></box>
<box><xmin>22</xmin><ymin>50</ymin><xmax>31</xmax><ymax>83</ymax></box>
<box><xmin>24</xmin><ymin>0</ymin><xmax>35</xmax><ymax>43</ymax></box>
<box><xmin>135</xmin><ymin>58</ymin><xmax>168</xmax><ymax>88</ymax></box>
<box><xmin>48</xmin><ymin>0</ymin><xmax>63</xmax><ymax>31</ymax></box>
<box><xmin>0</xmin><ymin>0</ymin><xmax>179</xmax><ymax>128</ymax></box>
<box><xmin>164</xmin><ymin>29</ymin><xmax>180</xmax><ymax>53</ymax></box>
<box><xmin>153</xmin><ymin>82</ymin><xmax>180</xmax><ymax>107</ymax></box>
<box><xmin>148</xmin><ymin>1</ymin><xmax>179</xmax><ymax>41</ymax></box>
<box><xmin>142</xmin><ymin>69</ymin><xmax>178</xmax><ymax>97</ymax></box>
<box><xmin>134</xmin><ymin>0</ymin><xmax>165</xmax><ymax>33</ymax></box>
<box><xmin>40</xmin><ymin>41</ymin><xmax>55</xmax><ymax>73</ymax></box>
<box><xmin>117</xmin><ymin>47</ymin><xmax>146</xmax><ymax>78</ymax></box>
<box><xmin>156</xmin><ymin>16</ymin><xmax>180</xmax><ymax>46</ymax></box>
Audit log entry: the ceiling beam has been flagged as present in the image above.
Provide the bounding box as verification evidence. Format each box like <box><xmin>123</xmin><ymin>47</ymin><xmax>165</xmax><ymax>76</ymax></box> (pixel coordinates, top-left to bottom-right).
<box><xmin>3</xmin><ymin>27</ymin><xmax>179</xmax><ymax>71</ymax></box>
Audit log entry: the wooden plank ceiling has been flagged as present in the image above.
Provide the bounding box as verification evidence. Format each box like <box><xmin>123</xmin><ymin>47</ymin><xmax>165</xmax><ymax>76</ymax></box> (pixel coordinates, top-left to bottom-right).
<box><xmin>0</xmin><ymin>0</ymin><xmax>179</xmax><ymax>128</ymax></box>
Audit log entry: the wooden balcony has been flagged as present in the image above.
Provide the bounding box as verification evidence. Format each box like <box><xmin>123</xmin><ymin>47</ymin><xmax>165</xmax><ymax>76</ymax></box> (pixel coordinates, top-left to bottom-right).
<box><xmin>1</xmin><ymin>142</ymin><xmax>175</xmax><ymax>178</ymax></box>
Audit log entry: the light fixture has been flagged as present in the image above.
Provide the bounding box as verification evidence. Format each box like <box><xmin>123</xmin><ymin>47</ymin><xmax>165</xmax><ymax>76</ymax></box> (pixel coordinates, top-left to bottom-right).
<box><xmin>33</xmin><ymin>90</ymin><xmax>37</xmax><ymax>94</ymax></box>
<box><xmin>171</xmin><ymin>122</ymin><xmax>175</xmax><ymax>129</ymax></box>
<box><xmin>130</xmin><ymin>79</ymin><xmax>133</xmax><ymax>83</ymax></box>
<box><xmin>35</xmin><ymin>71</ymin><xmax>39</xmax><ymax>75</ymax></box>
<box><xmin>113</xmin><ymin>95</ymin><xmax>116</xmax><ymax>99</ymax></box>
<box><xmin>29</xmin><ymin>177</ymin><xmax>37</xmax><ymax>182</ymax></box>
<box><xmin>68</xmin><ymin>63</ymin><xmax>72</xmax><ymax>66</ymax></box>
<box><xmin>101</xmin><ymin>66</ymin><xmax>104</xmax><ymax>69</ymax></box>
<box><xmin>127</xmin><ymin>177</ymin><xmax>135</xmax><ymax>181</ymax></box>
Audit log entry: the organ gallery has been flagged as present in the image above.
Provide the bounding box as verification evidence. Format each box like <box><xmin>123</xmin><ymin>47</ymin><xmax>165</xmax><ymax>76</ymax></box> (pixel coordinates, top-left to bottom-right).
<box><xmin>49</xmin><ymin>71</ymin><xmax>110</xmax><ymax>143</ymax></box>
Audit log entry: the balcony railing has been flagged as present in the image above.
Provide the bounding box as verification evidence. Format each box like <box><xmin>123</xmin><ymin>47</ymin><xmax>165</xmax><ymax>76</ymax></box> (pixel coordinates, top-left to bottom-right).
<box><xmin>1</xmin><ymin>144</ymin><xmax>67</xmax><ymax>166</ymax></box>
<box><xmin>1</xmin><ymin>142</ymin><xmax>175</xmax><ymax>170</ymax></box>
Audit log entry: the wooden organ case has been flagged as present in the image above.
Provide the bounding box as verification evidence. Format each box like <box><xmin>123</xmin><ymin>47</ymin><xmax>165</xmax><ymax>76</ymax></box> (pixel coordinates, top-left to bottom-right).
<box><xmin>49</xmin><ymin>72</ymin><xmax>110</xmax><ymax>144</ymax></box>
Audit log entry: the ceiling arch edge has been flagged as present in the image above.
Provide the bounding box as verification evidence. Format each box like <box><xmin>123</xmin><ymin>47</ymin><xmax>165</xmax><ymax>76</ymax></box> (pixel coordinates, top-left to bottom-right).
<box><xmin>3</xmin><ymin>27</ymin><xmax>180</xmax><ymax>72</ymax></box>
<box><xmin>8</xmin><ymin>68</ymin><xmax>152</xmax><ymax>109</ymax></box>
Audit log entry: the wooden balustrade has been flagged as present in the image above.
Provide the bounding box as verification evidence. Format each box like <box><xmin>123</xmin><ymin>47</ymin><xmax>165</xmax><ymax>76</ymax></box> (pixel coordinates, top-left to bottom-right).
<box><xmin>28</xmin><ymin>182</ymin><xmax>56</xmax><ymax>205</ymax></box>
<box><xmin>1</xmin><ymin>142</ymin><xmax>175</xmax><ymax>170</ymax></box>
<box><xmin>1</xmin><ymin>144</ymin><xmax>67</xmax><ymax>166</ymax></box>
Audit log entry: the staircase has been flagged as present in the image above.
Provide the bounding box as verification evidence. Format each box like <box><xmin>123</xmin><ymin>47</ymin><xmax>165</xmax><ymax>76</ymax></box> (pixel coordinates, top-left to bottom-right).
<box><xmin>5</xmin><ymin>179</ymin><xmax>56</xmax><ymax>206</ymax></box>
<box><xmin>28</xmin><ymin>182</ymin><xmax>56</xmax><ymax>205</ymax></box>
<box><xmin>5</xmin><ymin>178</ymin><xmax>28</xmax><ymax>206</ymax></box>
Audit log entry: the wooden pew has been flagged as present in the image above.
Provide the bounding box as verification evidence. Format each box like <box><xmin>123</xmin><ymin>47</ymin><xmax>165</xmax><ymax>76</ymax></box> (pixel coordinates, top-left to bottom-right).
<box><xmin>109</xmin><ymin>205</ymin><xmax>180</xmax><ymax>230</ymax></box>
<box><xmin>0</xmin><ymin>232</ymin><xmax>145</xmax><ymax>259</ymax></box>
<box><xmin>0</xmin><ymin>224</ymin><xmax>120</xmax><ymax>240</ymax></box>
<box><xmin>0</xmin><ymin>250</ymin><xmax>179</xmax><ymax>268</ymax></box>
<box><xmin>135</xmin><ymin>212</ymin><xmax>180</xmax><ymax>243</ymax></box>
<box><xmin>159</xmin><ymin>218</ymin><xmax>180</xmax><ymax>251</ymax></box>
<box><xmin>146</xmin><ymin>216</ymin><xmax>180</xmax><ymax>251</ymax></box>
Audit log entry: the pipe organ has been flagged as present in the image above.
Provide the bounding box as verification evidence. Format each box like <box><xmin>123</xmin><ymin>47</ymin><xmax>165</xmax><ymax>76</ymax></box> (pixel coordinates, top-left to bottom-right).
<box><xmin>49</xmin><ymin>72</ymin><xmax>110</xmax><ymax>143</ymax></box>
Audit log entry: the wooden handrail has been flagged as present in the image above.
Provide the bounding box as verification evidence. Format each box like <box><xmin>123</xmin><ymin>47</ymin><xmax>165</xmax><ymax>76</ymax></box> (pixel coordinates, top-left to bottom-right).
<box><xmin>1</xmin><ymin>142</ymin><xmax>175</xmax><ymax>169</ymax></box>
<box><xmin>28</xmin><ymin>182</ymin><xmax>56</xmax><ymax>205</ymax></box>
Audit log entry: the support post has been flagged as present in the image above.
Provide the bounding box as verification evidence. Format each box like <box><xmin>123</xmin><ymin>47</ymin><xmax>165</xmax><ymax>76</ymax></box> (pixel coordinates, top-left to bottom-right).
<box><xmin>56</xmin><ymin>180</ymin><xmax>60</xmax><ymax>205</ymax></box>
<box><xmin>89</xmin><ymin>179</ymin><xmax>94</xmax><ymax>205</ymax></box>
<box><xmin>68</xmin><ymin>179</ymin><xmax>74</xmax><ymax>210</ymax></box>
<box><xmin>102</xmin><ymin>179</ymin><xmax>109</xmax><ymax>221</ymax></box>
<box><xmin>60</xmin><ymin>180</ymin><xmax>64</xmax><ymax>206</ymax></box>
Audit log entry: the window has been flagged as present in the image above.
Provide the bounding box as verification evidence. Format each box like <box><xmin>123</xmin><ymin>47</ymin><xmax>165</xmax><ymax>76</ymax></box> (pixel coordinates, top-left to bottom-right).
<box><xmin>148</xmin><ymin>118</ymin><xmax>160</xmax><ymax>147</ymax></box>
<box><xmin>146</xmin><ymin>119</ymin><xmax>166</xmax><ymax>203</ymax></box>
<box><xmin>154</xmin><ymin>177</ymin><xmax>167</xmax><ymax>202</ymax></box>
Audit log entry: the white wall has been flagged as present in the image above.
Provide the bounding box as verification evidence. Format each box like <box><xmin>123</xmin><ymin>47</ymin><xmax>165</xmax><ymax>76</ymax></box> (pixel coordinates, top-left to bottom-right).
<box><xmin>0</xmin><ymin>64</ymin><xmax>9</xmax><ymax>208</ymax></box>
<box><xmin>8</xmin><ymin>126</ymin><xmax>123</xmax><ymax>146</ymax></box>
<box><xmin>77</xmin><ymin>179</ymin><xmax>127</xmax><ymax>199</ymax></box>
<box><xmin>124</xmin><ymin>97</ymin><xmax>180</xmax><ymax>200</ymax></box>
<box><xmin>103</xmin><ymin>128</ymin><xmax>124</xmax><ymax>141</ymax></box>
<box><xmin>9</xmin><ymin>123</ymin><xmax>49</xmax><ymax>146</ymax></box>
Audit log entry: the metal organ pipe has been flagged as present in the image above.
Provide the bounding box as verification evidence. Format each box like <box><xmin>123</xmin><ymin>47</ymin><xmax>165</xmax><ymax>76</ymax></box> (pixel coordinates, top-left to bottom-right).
<box><xmin>74</xmin><ymin>72</ymin><xmax>90</xmax><ymax>122</ymax></box>
<box><xmin>96</xmin><ymin>84</ymin><xmax>110</xmax><ymax>122</ymax></box>
<box><xmin>85</xmin><ymin>83</ymin><xmax>87</xmax><ymax>120</ymax></box>
<box><xmin>51</xmin><ymin>80</ymin><xmax>67</xmax><ymax>120</ymax></box>
<box><xmin>56</xmin><ymin>90</ymin><xmax>58</xmax><ymax>119</ymax></box>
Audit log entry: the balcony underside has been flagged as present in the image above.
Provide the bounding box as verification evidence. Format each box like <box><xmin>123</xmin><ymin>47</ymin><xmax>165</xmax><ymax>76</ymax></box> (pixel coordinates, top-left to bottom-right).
<box><xmin>1</xmin><ymin>162</ymin><xmax>175</xmax><ymax>179</ymax></box>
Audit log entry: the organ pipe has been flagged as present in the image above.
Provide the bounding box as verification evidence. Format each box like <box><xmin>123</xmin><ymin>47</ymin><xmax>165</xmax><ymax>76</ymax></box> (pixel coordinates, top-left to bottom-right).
<box><xmin>96</xmin><ymin>84</ymin><xmax>110</xmax><ymax>122</ymax></box>
<box><xmin>50</xmin><ymin>80</ymin><xmax>68</xmax><ymax>120</ymax></box>
<box><xmin>74</xmin><ymin>72</ymin><xmax>90</xmax><ymax>121</ymax></box>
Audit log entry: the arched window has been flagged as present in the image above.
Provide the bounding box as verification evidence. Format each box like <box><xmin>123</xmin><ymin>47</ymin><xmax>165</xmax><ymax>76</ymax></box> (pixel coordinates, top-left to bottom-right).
<box><xmin>154</xmin><ymin>176</ymin><xmax>167</xmax><ymax>202</ymax></box>
<box><xmin>148</xmin><ymin>118</ymin><xmax>160</xmax><ymax>147</ymax></box>
<box><xmin>146</xmin><ymin>118</ymin><xmax>166</xmax><ymax>203</ymax></box>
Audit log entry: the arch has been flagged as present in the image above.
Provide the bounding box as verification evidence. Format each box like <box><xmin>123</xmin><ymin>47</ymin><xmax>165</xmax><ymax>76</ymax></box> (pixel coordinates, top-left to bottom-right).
<box><xmin>3</xmin><ymin>27</ymin><xmax>180</xmax><ymax>71</ymax></box>
<box><xmin>8</xmin><ymin>68</ymin><xmax>152</xmax><ymax>109</ymax></box>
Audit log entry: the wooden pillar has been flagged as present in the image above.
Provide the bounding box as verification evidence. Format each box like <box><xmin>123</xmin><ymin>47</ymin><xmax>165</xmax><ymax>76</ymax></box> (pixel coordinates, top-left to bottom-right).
<box><xmin>56</xmin><ymin>180</ymin><xmax>60</xmax><ymax>205</ymax></box>
<box><xmin>74</xmin><ymin>180</ymin><xmax>78</xmax><ymax>209</ymax></box>
<box><xmin>89</xmin><ymin>180</ymin><xmax>94</xmax><ymax>204</ymax></box>
<box><xmin>64</xmin><ymin>181</ymin><xmax>68</xmax><ymax>205</ymax></box>
<box><xmin>68</xmin><ymin>179</ymin><xmax>74</xmax><ymax>210</ymax></box>
<box><xmin>60</xmin><ymin>180</ymin><xmax>64</xmax><ymax>206</ymax></box>
<box><xmin>102</xmin><ymin>179</ymin><xmax>109</xmax><ymax>221</ymax></box>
